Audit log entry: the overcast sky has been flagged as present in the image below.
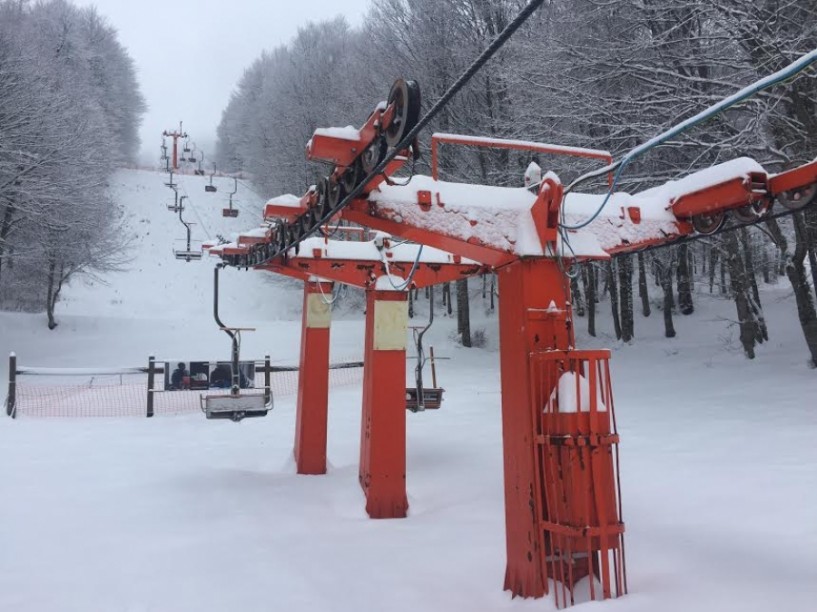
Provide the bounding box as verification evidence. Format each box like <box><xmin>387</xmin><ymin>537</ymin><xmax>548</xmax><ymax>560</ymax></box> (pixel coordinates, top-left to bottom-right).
<box><xmin>74</xmin><ymin>0</ymin><xmax>371</xmax><ymax>164</ymax></box>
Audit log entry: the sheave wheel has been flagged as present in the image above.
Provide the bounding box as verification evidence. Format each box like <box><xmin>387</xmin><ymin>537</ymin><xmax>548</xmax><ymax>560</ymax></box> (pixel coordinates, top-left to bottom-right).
<box><xmin>361</xmin><ymin>137</ymin><xmax>387</xmax><ymax>175</ymax></box>
<box><xmin>384</xmin><ymin>79</ymin><xmax>421</xmax><ymax>148</ymax></box>
<box><xmin>692</xmin><ymin>211</ymin><xmax>726</xmax><ymax>235</ymax></box>
<box><xmin>731</xmin><ymin>199</ymin><xmax>771</xmax><ymax>224</ymax></box>
<box><xmin>778</xmin><ymin>183</ymin><xmax>817</xmax><ymax>211</ymax></box>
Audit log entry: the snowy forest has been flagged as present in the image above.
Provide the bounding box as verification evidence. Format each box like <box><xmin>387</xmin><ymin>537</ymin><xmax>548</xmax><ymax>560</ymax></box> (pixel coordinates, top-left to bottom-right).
<box><xmin>215</xmin><ymin>0</ymin><xmax>817</xmax><ymax>365</ymax></box>
<box><xmin>0</xmin><ymin>0</ymin><xmax>145</xmax><ymax>327</ymax></box>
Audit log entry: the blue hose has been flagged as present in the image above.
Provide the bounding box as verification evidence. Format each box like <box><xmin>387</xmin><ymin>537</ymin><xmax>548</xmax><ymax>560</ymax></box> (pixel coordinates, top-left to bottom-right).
<box><xmin>560</xmin><ymin>48</ymin><xmax>817</xmax><ymax>231</ymax></box>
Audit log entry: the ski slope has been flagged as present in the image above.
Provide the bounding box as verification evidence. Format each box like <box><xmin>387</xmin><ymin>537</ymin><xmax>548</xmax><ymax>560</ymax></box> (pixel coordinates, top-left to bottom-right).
<box><xmin>1</xmin><ymin>169</ymin><xmax>816</xmax><ymax>611</ymax></box>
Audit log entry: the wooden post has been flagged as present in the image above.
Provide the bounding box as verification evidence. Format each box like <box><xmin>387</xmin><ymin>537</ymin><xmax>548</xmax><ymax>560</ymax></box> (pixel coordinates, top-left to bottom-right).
<box><xmin>6</xmin><ymin>352</ymin><xmax>16</xmax><ymax>418</ymax></box>
<box><xmin>146</xmin><ymin>355</ymin><xmax>155</xmax><ymax>418</ymax></box>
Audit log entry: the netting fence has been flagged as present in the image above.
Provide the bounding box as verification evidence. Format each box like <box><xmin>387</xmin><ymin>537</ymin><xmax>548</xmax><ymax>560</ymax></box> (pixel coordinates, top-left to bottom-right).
<box><xmin>4</xmin><ymin>353</ymin><xmax>363</xmax><ymax>418</ymax></box>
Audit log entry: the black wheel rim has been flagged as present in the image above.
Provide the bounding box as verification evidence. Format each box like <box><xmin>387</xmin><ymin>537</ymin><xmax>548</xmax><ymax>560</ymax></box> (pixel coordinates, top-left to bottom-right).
<box><xmin>692</xmin><ymin>212</ymin><xmax>726</xmax><ymax>235</ymax></box>
<box><xmin>779</xmin><ymin>184</ymin><xmax>817</xmax><ymax>211</ymax></box>
<box><xmin>385</xmin><ymin>79</ymin><xmax>421</xmax><ymax>148</ymax></box>
<box><xmin>361</xmin><ymin>138</ymin><xmax>386</xmax><ymax>175</ymax></box>
<box><xmin>342</xmin><ymin>159</ymin><xmax>361</xmax><ymax>192</ymax></box>
<box><xmin>327</xmin><ymin>180</ymin><xmax>343</xmax><ymax>208</ymax></box>
<box><xmin>731</xmin><ymin>199</ymin><xmax>770</xmax><ymax>224</ymax></box>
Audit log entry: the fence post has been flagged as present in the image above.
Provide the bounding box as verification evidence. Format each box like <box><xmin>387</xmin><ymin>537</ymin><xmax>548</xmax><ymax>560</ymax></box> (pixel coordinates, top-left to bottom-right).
<box><xmin>6</xmin><ymin>352</ymin><xmax>16</xmax><ymax>419</ymax></box>
<box><xmin>146</xmin><ymin>355</ymin><xmax>155</xmax><ymax>418</ymax></box>
<box><xmin>264</xmin><ymin>355</ymin><xmax>271</xmax><ymax>406</ymax></box>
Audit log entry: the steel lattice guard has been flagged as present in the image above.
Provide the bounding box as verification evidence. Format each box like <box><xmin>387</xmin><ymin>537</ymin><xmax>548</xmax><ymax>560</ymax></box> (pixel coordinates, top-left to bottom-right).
<box><xmin>530</xmin><ymin>350</ymin><xmax>627</xmax><ymax>607</ymax></box>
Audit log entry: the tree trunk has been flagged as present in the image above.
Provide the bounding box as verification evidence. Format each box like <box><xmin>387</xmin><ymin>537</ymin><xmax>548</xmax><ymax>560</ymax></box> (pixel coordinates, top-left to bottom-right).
<box><xmin>723</xmin><ymin>232</ymin><xmax>757</xmax><ymax>359</ymax></box>
<box><xmin>606</xmin><ymin>260</ymin><xmax>621</xmax><ymax>340</ymax></box>
<box><xmin>767</xmin><ymin>216</ymin><xmax>817</xmax><ymax>367</ymax></box>
<box><xmin>456</xmin><ymin>278</ymin><xmax>471</xmax><ymax>347</ymax></box>
<box><xmin>720</xmin><ymin>253</ymin><xmax>728</xmax><ymax>295</ymax></box>
<box><xmin>808</xmin><ymin>244</ymin><xmax>817</xmax><ymax>303</ymax></box>
<box><xmin>618</xmin><ymin>254</ymin><xmax>634</xmax><ymax>342</ymax></box>
<box><xmin>709</xmin><ymin>247</ymin><xmax>718</xmax><ymax>293</ymax></box>
<box><xmin>655</xmin><ymin>259</ymin><xmax>676</xmax><ymax>338</ymax></box>
<box><xmin>584</xmin><ymin>264</ymin><xmax>596</xmax><ymax>337</ymax></box>
<box><xmin>677</xmin><ymin>243</ymin><xmax>694</xmax><ymax>315</ymax></box>
<box><xmin>45</xmin><ymin>259</ymin><xmax>58</xmax><ymax>330</ymax></box>
<box><xmin>637</xmin><ymin>252</ymin><xmax>650</xmax><ymax>317</ymax></box>
<box><xmin>571</xmin><ymin>274</ymin><xmax>585</xmax><ymax>317</ymax></box>
<box><xmin>443</xmin><ymin>282</ymin><xmax>452</xmax><ymax>316</ymax></box>
<box><xmin>740</xmin><ymin>228</ymin><xmax>762</xmax><ymax>308</ymax></box>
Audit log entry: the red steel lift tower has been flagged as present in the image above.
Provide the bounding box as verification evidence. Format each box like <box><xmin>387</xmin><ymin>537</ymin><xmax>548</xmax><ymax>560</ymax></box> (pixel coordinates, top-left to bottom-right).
<box><xmin>211</xmin><ymin>79</ymin><xmax>817</xmax><ymax>606</ymax></box>
<box><xmin>162</xmin><ymin>122</ymin><xmax>188</xmax><ymax>171</ymax></box>
<box><xmin>208</xmin><ymin>228</ymin><xmax>483</xmax><ymax>517</ymax></box>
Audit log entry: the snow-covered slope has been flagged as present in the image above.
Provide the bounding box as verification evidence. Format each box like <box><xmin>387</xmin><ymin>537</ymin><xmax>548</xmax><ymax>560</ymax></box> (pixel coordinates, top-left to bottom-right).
<box><xmin>59</xmin><ymin>169</ymin><xmax>299</xmax><ymax>322</ymax></box>
<box><xmin>0</xmin><ymin>169</ymin><xmax>816</xmax><ymax>612</ymax></box>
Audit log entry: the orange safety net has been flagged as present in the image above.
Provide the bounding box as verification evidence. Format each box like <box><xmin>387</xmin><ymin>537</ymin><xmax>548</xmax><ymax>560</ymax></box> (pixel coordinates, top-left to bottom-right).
<box><xmin>12</xmin><ymin>360</ymin><xmax>363</xmax><ymax>418</ymax></box>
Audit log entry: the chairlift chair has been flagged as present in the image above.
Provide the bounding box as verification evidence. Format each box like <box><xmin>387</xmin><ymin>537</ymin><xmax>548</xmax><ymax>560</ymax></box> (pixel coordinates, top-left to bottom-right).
<box><xmin>173</xmin><ymin>197</ymin><xmax>202</xmax><ymax>262</ymax></box>
<box><xmin>405</xmin><ymin>285</ymin><xmax>444</xmax><ymax>412</ymax></box>
<box><xmin>201</xmin><ymin>264</ymin><xmax>272</xmax><ymax>421</ymax></box>
<box><xmin>166</xmin><ymin>190</ymin><xmax>184</xmax><ymax>213</ymax></box>
<box><xmin>222</xmin><ymin>177</ymin><xmax>239</xmax><ymax>217</ymax></box>
<box><xmin>195</xmin><ymin>151</ymin><xmax>206</xmax><ymax>176</ymax></box>
<box><xmin>205</xmin><ymin>162</ymin><xmax>218</xmax><ymax>193</ymax></box>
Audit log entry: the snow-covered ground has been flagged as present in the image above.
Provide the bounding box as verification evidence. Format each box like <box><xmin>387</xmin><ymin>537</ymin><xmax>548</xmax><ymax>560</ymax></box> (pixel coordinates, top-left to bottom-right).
<box><xmin>1</xmin><ymin>169</ymin><xmax>816</xmax><ymax>611</ymax></box>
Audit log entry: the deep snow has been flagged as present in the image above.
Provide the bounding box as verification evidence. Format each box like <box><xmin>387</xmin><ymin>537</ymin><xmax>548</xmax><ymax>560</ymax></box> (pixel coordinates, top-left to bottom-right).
<box><xmin>1</xmin><ymin>169</ymin><xmax>816</xmax><ymax>611</ymax></box>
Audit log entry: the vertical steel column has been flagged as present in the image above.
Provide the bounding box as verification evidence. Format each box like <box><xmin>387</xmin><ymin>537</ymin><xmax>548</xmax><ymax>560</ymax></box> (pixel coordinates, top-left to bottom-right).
<box><xmin>497</xmin><ymin>258</ymin><xmax>574</xmax><ymax>598</ymax></box>
<box><xmin>146</xmin><ymin>355</ymin><xmax>155</xmax><ymax>418</ymax></box>
<box><xmin>6</xmin><ymin>352</ymin><xmax>16</xmax><ymax>418</ymax></box>
<box><xmin>294</xmin><ymin>280</ymin><xmax>333</xmax><ymax>475</ymax></box>
<box><xmin>359</xmin><ymin>288</ymin><xmax>409</xmax><ymax>518</ymax></box>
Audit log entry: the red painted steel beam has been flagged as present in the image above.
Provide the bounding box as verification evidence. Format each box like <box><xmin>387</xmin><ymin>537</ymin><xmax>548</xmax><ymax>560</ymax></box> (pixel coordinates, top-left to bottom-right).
<box><xmin>431</xmin><ymin>132</ymin><xmax>613</xmax><ymax>185</ymax></box>
<box><xmin>768</xmin><ymin>159</ymin><xmax>817</xmax><ymax>196</ymax></box>
<box><xmin>276</xmin><ymin>258</ymin><xmax>483</xmax><ymax>289</ymax></box>
<box><xmin>671</xmin><ymin>172</ymin><xmax>768</xmax><ymax>219</ymax></box>
<box><xmin>343</xmin><ymin>199</ymin><xmax>518</xmax><ymax>268</ymax></box>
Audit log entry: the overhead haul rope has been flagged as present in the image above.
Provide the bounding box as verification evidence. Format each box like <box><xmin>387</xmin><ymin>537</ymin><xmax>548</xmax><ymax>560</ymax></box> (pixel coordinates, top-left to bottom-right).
<box><xmin>558</xmin><ymin>47</ymin><xmax>817</xmax><ymax>232</ymax></box>
<box><xmin>247</xmin><ymin>0</ymin><xmax>547</xmax><ymax>267</ymax></box>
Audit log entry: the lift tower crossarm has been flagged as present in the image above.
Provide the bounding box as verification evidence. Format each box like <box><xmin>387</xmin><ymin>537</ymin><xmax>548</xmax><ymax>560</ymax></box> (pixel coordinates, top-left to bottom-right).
<box><xmin>206</xmin><ymin>231</ymin><xmax>485</xmax><ymax>289</ymax></box>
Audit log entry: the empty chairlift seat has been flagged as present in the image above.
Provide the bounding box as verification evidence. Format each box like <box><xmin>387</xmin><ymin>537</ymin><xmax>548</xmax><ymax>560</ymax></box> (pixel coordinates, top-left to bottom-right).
<box><xmin>405</xmin><ymin>386</ymin><xmax>444</xmax><ymax>412</ymax></box>
<box><xmin>201</xmin><ymin>389</ymin><xmax>271</xmax><ymax>421</ymax></box>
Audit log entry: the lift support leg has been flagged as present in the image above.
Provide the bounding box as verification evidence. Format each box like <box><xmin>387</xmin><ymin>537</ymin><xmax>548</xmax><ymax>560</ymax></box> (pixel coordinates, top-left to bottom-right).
<box><xmin>294</xmin><ymin>280</ymin><xmax>333</xmax><ymax>475</ymax></box>
<box><xmin>359</xmin><ymin>288</ymin><xmax>409</xmax><ymax>518</ymax></box>
<box><xmin>497</xmin><ymin>259</ymin><xmax>573</xmax><ymax>598</ymax></box>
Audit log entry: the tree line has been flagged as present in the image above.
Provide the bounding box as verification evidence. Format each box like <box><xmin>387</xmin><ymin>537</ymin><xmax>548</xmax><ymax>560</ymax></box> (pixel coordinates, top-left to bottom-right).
<box><xmin>0</xmin><ymin>0</ymin><xmax>145</xmax><ymax>327</ymax></box>
<box><xmin>216</xmin><ymin>0</ymin><xmax>817</xmax><ymax>366</ymax></box>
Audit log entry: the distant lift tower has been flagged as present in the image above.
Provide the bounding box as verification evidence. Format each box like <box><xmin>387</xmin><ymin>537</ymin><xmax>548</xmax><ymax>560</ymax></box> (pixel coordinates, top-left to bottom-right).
<box><xmin>162</xmin><ymin>122</ymin><xmax>188</xmax><ymax>171</ymax></box>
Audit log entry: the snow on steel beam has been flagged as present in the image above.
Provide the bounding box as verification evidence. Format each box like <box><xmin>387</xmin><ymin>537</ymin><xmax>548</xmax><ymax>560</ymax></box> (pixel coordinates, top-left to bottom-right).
<box><xmin>264</xmin><ymin>193</ymin><xmax>307</xmax><ymax>221</ymax></box>
<box><xmin>348</xmin><ymin>156</ymin><xmax>800</xmax><ymax>262</ymax></box>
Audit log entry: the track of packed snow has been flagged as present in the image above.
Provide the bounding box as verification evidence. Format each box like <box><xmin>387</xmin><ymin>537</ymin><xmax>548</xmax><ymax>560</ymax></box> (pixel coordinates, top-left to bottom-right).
<box><xmin>1</xmin><ymin>169</ymin><xmax>816</xmax><ymax>612</ymax></box>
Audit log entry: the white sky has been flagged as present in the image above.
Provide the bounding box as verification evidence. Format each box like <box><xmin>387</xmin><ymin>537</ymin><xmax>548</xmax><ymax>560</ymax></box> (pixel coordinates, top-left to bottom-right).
<box><xmin>74</xmin><ymin>0</ymin><xmax>371</xmax><ymax>164</ymax></box>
